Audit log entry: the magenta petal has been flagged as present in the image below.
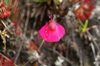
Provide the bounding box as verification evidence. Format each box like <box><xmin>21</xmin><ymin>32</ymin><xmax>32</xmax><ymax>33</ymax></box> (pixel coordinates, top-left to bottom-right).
<box><xmin>56</xmin><ymin>24</ymin><xmax>65</xmax><ymax>38</ymax></box>
<box><xmin>39</xmin><ymin>23</ymin><xmax>65</xmax><ymax>42</ymax></box>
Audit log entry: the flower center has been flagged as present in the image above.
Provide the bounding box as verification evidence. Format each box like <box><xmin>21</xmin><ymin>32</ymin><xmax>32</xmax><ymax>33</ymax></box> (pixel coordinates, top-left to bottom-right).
<box><xmin>48</xmin><ymin>19</ymin><xmax>56</xmax><ymax>29</ymax></box>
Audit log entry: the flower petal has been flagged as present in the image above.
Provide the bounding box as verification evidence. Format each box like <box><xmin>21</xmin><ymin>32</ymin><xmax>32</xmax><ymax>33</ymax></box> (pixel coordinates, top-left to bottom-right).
<box><xmin>56</xmin><ymin>24</ymin><xmax>65</xmax><ymax>38</ymax></box>
<box><xmin>39</xmin><ymin>23</ymin><xmax>65</xmax><ymax>42</ymax></box>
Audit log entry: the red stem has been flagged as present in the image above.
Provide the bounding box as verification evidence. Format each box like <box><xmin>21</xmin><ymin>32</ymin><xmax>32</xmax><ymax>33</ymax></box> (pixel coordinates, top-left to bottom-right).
<box><xmin>2</xmin><ymin>0</ymin><xmax>4</xmax><ymax>3</ymax></box>
<box><xmin>13</xmin><ymin>0</ymin><xmax>18</xmax><ymax>13</ymax></box>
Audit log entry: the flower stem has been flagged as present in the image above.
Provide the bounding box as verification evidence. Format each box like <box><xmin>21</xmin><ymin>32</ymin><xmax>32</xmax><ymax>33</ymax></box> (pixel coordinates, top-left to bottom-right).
<box><xmin>38</xmin><ymin>39</ymin><xmax>45</xmax><ymax>51</ymax></box>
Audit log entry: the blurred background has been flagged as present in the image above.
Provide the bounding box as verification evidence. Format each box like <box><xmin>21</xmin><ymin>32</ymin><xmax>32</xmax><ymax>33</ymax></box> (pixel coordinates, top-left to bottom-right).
<box><xmin>0</xmin><ymin>0</ymin><xmax>100</xmax><ymax>66</ymax></box>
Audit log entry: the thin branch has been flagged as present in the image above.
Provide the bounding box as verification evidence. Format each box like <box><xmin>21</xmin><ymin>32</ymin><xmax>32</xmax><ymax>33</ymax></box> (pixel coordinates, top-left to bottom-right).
<box><xmin>48</xmin><ymin>48</ymin><xmax>74</xmax><ymax>66</ymax></box>
<box><xmin>90</xmin><ymin>42</ymin><xmax>96</xmax><ymax>58</ymax></box>
<box><xmin>24</xmin><ymin>5</ymin><xmax>30</xmax><ymax>34</ymax></box>
<box><xmin>1</xmin><ymin>20</ymin><xmax>13</xmax><ymax>34</ymax></box>
<box><xmin>0</xmin><ymin>52</ymin><xmax>17</xmax><ymax>66</ymax></box>
<box><xmin>14</xmin><ymin>37</ymin><xmax>23</xmax><ymax>63</ymax></box>
<box><xmin>3</xmin><ymin>43</ymin><xmax>6</xmax><ymax>53</ymax></box>
<box><xmin>24</xmin><ymin>58</ymin><xmax>35</xmax><ymax>66</ymax></box>
<box><xmin>38</xmin><ymin>39</ymin><xmax>45</xmax><ymax>51</ymax></box>
<box><xmin>0</xmin><ymin>52</ymin><xmax>10</xmax><ymax>61</ymax></box>
<box><xmin>13</xmin><ymin>0</ymin><xmax>18</xmax><ymax>14</ymax></box>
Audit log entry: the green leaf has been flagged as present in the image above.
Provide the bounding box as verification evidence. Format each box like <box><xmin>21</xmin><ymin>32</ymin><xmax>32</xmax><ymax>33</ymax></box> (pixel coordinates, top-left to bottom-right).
<box><xmin>79</xmin><ymin>25</ymin><xmax>82</xmax><ymax>30</ymax></box>
<box><xmin>82</xmin><ymin>20</ymin><xmax>88</xmax><ymax>32</ymax></box>
<box><xmin>33</xmin><ymin>0</ymin><xmax>47</xmax><ymax>3</ymax></box>
<box><xmin>53</xmin><ymin>0</ymin><xmax>59</xmax><ymax>5</ymax></box>
<box><xmin>8</xmin><ymin>0</ymin><xmax>12</xmax><ymax>6</ymax></box>
<box><xmin>4</xmin><ymin>0</ymin><xmax>8</xmax><ymax>5</ymax></box>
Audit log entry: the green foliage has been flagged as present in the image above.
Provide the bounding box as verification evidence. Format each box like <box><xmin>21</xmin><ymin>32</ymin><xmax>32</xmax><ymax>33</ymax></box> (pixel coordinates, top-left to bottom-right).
<box><xmin>53</xmin><ymin>0</ymin><xmax>59</xmax><ymax>5</ymax></box>
<box><xmin>79</xmin><ymin>20</ymin><xmax>88</xmax><ymax>33</ymax></box>
<box><xmin>4</xmin><ymin>0</ymin><xmax>12</xmax><ymax>6</ymax></box>
<box><xmin>8</xmin><ymin>0</ymin><xmax>12</xmax><ymax>6</ymax></box>
<box><xmin>33</xmin><ymin>0</ymin><xmax>47</xmax><ymax>3</ymax></box>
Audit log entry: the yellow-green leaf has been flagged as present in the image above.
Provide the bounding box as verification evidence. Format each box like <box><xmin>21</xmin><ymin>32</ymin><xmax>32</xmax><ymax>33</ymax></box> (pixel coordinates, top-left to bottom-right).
<box><xmin>53</xmin><ymin>0</ymin><xmax>59</xmax><ymax>5</ymax></box>
<box><xmin>33</xmin><ymin>0</ymin><xmax>47</xmax><ymax>3</ymax></box>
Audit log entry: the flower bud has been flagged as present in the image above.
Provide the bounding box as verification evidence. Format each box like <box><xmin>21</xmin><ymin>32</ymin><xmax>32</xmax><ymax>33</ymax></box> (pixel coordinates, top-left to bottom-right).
<box><xmin>48</xmin><ymin>19</ymin><xmax>56</xmax><ymax>29</ymax></box>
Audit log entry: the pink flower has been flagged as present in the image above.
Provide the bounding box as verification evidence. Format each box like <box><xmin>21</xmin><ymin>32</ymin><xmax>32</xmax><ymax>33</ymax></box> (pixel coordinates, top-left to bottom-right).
<box><xmin>39</xmin><ymin>19</ymin><xmax>65</xmax><ymax>42</ymax></box>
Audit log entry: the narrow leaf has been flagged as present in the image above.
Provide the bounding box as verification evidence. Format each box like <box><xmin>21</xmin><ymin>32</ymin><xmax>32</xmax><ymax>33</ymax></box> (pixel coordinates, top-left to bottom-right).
<box><xmin>4</xmin><ymin>0</ymin><xmax>8</xmax><ymax>5</ymax></box>
<box><xmin>82</xmin><ymin>20</ymin><xmax>88</xmax><ymax>32</ymax></box>
<box><xmin>33</xmin><ymin>0</ymin><xmax>46</xmax><ymax>3</ymax></box>
<box><xmin>8</xmin><ymin>0</ymin><xmax>12</xmax><ymax>6</ymax></box>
